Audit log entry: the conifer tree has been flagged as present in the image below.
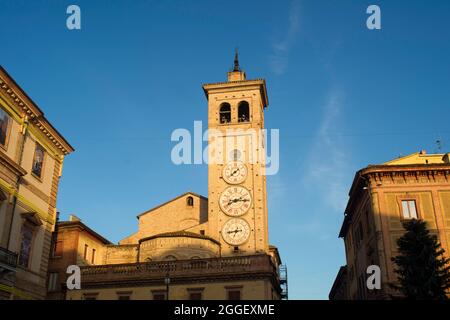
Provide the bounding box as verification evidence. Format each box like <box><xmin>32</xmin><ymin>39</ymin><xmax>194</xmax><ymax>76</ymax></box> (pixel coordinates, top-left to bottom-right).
<box><xmin>391</xmin><ymin>219</ymin><xmax>450</xmax><ymax>299</ymax></box>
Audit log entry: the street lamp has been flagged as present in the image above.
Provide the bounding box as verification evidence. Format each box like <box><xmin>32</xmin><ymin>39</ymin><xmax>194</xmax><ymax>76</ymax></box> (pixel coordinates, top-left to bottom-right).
<box><xmin>165</xmin><ymin>272</ymin><xmax>170</xmax><ymax>300</ymax></box>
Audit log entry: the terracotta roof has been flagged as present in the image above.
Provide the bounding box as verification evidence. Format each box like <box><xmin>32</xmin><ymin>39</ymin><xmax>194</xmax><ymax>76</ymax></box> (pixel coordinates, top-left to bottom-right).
<box><xmin>137</xmin><ymin>191</ymin><xmax>207</xmax><ymax>218</ymax></box>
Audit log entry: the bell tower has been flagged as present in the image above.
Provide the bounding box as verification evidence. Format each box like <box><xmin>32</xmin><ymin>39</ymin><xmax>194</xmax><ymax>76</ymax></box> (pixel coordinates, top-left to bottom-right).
<box><xmin>202</xmin><ymin>53</ymin><xmax>270</xmax><ymax>256</ymax></box>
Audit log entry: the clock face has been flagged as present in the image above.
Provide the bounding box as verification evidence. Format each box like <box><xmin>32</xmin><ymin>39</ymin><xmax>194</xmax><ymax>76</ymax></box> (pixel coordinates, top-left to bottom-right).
<box><xmin>221</xmin><ymin>218</ymin><xmax>251</xmax><ymax>246</ymax></box>
<box><xmin>222</xmin><ymin>161</ymin><xmax>247</xmax><ymax>184</ymax></box>
<box><xmin>219</xmin><ymin>186</ymin><xmax>252</xmax><ymax>216</ymax></box>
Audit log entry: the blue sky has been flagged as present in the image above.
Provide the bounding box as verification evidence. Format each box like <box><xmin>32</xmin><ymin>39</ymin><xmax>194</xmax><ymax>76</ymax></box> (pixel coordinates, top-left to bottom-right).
<box><xmin>1</xmin><ymin>0</ymin><xmax>450</xmax><ymax>299</ymax></box>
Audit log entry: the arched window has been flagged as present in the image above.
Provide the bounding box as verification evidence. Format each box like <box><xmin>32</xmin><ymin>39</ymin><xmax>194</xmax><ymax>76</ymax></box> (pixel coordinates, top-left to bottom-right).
<box><xmin>186</xmin><ymin>196</ymin><xmax>194</xmax><ymax>206</ymax></box>
<box><xmin>238</xmin><ymin>101</ymin><xmax>250</xmax><ymax>122</ymax></box>
<box><xmin>219</xmin><ymin>103</ymin><xmax>231</xmax><ymax>124</ymax></box>
<box><xmin>191</xmin><ymin>256</ymin><xmax>201</xmax><ymax>260</ymax></box>
<box><xmin>164</xmin><ymin>255</ymin><xmax>177</xmax><ymax>261</ymax></box>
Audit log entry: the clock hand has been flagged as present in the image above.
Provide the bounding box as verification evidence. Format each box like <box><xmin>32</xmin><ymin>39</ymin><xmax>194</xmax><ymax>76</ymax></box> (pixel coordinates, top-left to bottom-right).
<box><xmin>227</xmin><ymin>197</ymin><xmax>242</xmax><ymax>205</ymax></box>
<box><xmin>232</xmin><ymin>229</ymin><xmax>242</xmax><ymax>237</ymax></box>
<box><xmin>230</xmin><ymin>169</ymin><xmax>240</xmax><ymax>176</ymax></box>
<box><xmin>227</xmin><ymin>228</ymin><xmax>242</xmax><ymax>235</ymax></box>
<box><xmin>227</xmin><ymin>197</ymin><xmax>249</xmax><ymax>206</ymax></box>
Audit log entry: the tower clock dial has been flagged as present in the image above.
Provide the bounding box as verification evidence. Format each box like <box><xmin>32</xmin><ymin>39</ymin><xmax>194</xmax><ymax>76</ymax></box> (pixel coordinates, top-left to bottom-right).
<box><xmin>219</xmin><ymin>186</ymin><xmax>252</xmax><ymax>216</ymax></box>
<box><xmin>222</xmin><ymin>161</ymin><xmax>247</xmax><ymax>184</ymax></box>
<box><xmin>221</xmin><ymin>218</ymin><xmax>251</xmax><ymax>246</ymax></box>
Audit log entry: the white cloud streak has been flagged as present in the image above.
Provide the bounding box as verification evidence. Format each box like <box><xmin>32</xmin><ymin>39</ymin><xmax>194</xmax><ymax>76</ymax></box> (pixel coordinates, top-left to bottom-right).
<box><xmin>304</xmin><ymin>89</ymin><xmax>350</xmax><ymax>212</ymax></box>
<box><xmin>269</xmin><ymin>0</ymin><xmax>300</xmax><ymax>75</ymax></box>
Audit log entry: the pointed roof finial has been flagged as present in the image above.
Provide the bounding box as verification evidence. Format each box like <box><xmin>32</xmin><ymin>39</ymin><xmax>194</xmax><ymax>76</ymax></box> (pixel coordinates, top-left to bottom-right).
<box><xmin>233</xmin><ymin>48</ymin><xmax>240</xmax><ymax>72</ymax></box>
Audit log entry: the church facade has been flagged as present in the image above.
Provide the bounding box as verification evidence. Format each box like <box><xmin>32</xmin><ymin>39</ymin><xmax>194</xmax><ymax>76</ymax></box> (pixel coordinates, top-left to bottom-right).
<box><xmin>54</xmin><ymin>57</ymin><xmax>286</xmax><ymax>300</ymax></box>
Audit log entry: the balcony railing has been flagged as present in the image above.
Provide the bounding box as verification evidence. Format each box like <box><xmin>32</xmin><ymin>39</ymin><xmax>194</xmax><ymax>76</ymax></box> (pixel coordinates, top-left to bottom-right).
<box><xmin>0</xmin><ymin>246</ymin><xmax>18</xmax><ymax>270</ymax></box>
<box><xmin>80</xmin><ymin>254</ymin><xmax>278</xmax><ymax>284</ymax></box>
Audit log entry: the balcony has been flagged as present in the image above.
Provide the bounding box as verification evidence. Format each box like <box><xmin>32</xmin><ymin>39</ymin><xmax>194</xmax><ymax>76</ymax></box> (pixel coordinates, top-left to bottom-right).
<box><xmin>80</xmin><ymin>254</ymin><xmax>279</xmax><ymax>286</ymax></box>
<box><xmin>0</xmin><ymin>246</ymin><xmax>18</xmax><ymax>271</ymax></box>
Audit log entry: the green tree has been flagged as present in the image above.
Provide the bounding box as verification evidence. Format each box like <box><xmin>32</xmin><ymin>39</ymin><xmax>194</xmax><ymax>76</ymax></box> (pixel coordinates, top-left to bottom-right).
<box><xmin>391</xmin><ymin>219</ymin><xmax>450</xmax><ymax>299</ymax></box>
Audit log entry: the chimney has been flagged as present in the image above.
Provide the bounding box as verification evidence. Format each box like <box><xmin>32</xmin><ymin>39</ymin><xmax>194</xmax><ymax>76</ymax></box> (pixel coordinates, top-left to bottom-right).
<box><xmin>419</xmin><ymin>150</ymin><xmax>427</xmax><ymax>155</ymax></box>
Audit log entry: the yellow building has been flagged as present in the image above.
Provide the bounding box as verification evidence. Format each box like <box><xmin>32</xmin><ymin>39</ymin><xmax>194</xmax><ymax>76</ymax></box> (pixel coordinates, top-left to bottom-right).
<box><xmin>61</xmin><ymin>55</ymin><xmax>286</xmax><ymax>300</ymax></box>
<box><xmin>0</xmin><ymin>66</ymin><xmax>74</xmax><ymax>299</ymax></box>
<box><xmin>330</xmin><ymin>151</ymin><xmax>450</xmax><ymax>300</ymax></box>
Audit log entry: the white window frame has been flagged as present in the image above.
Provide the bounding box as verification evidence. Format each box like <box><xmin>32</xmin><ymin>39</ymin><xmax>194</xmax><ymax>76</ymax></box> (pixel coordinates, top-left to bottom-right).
<box><xmin>401</xmin><ymin>200</ymin><xmax>418</xmax><ymax>219</ymax></box>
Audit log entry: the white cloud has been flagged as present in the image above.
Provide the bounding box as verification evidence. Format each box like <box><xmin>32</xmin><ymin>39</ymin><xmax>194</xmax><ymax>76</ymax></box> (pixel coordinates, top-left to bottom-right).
<box><xmin>303</xmin><ymin>89</ymin><xmax>351</xmax><ymax>212</ymax></box>
<box><xmin>269</xmin><ymin>0</ymin><xmax>300</xmax><ymax>75</ymax></box>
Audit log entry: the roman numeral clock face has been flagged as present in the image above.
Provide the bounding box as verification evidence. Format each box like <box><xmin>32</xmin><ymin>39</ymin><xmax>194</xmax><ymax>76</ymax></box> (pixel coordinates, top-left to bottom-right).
<box><xmin>222</xmin><ymin>161</ymin><xmax>247</xmax><ymax>184</ymax></box>
<box><xmin>219</xmin><ymin>186</ymin><xmax>252</xmax><ymax>217</ymax></box>
<box><xmin>221</xmin><ymin>218</ymin><xmax>251</xmax><ymax>246</ymax></box>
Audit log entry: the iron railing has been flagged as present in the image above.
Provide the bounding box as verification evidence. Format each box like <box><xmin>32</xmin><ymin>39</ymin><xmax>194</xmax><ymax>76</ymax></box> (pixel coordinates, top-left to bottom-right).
<box><xmin>0</xmin><ymin>247</ymin><xmax>18</xmax><ymax>269</ymax></box>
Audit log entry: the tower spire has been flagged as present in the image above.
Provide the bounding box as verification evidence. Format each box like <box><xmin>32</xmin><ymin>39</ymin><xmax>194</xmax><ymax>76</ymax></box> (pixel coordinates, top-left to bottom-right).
<box><xmin>233</xmin><ymin>48</ymin><xmax>240</xmax><ymax>72</ymax></box>
<box><xmin>227</xmin><ymin>48</ymin><xmax>246</xmax><ymax>81</ymax></box>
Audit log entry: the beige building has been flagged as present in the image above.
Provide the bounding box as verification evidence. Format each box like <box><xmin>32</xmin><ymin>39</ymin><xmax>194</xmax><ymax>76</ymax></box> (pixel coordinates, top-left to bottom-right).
<box><xmin>58</xmin><ymin>55</ymin><xmax>286</xmax><ymax>300</ymax></box>
<box><xmin>47</xmin><ymin>215</ymin><xmax>111</xmax><ymax>299</ymax></box>
<box><xmin>0</xmin><ymin>66</ymin><xmax>74</xmax><ymax>299</ymax></box>
<box><xmin>330</xmin><ymin>151</ymin><xmax>450</xmax><ymax>300</ymax></box>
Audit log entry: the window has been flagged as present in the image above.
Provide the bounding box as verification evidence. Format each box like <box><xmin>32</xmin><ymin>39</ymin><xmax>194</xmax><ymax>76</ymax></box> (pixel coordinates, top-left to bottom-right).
<box><xmin>199</xmin><ymin>230</ymin><xmax>205</xmax><ymax>235</ymax></box>
<box><xmin>186</xmin><ymin>196</ymin><xmax>194</xmax><ymax>206</ymax></box>
<box><xmin>219</xmin><ymin>103</ymin><xmax>231</xmax><ymax>124</ymax></box>
<box><xmin>189</xmin><ymin>292</ymin><xmax>202</xmax><ymax>300</ymax></box>
<box><xmin>83</xmin><ymin>293</ymin><xmax>98</xmax><ymax>300</ymax></box>
<box><xmin>52</xmin><ymin>241</ymin><xmax>63</xmax><ymax>258</ymax></box>
<box><xmin>83</xmin><ymin>244</ymin><xmax>88</xmax><ymax>260</ymax></box>
<box><xmin>164</xmin><ymin>255</ymin><xmax>177</xmax><ymax>261</ymax></box>
<box><xmin>152</xmin><ymin>291</ymin><xmax>166</xmax><ymax>300</ymax></box>
<box><xmin>48</xmin><ymin>272</ymin><xmax>59</xmax><ymax>292</ymax></box>
<box><xmin>18</xmin><ymin>224</ymin><xmax>34</xmax><ymax>268</ymax></box>
<box><xmin>238</xmin><ymin>101</ymin><xmax>250</xmax><ymax>122</ymax></box>
<box><xmin>32</xmin><ymin>143</ymin><xmax>45</xmax><ymax>178</ymax></box>
<box><xmin>401</xmin><ymin>200</ymin><xmax>418</xmax><ymax>219</ymax></box>
<box><xmin>230</xmin><ymin>149</ymin><xmax>241</xmax><ymax>161</ymax></box>
<box><xmin>353</xmin><ymin>222</ymin><xmax>364</xmax><ymax>249</ymax></box>
<box><xmin>0</xmin><ymin>108</ymin><xmax>11</xmax><ymax>148</ymax></box>
<box><xmin>117</xmin><ymin>291</ymin><xmax>132</xmax><ymax>300</ymax></box>
<box><xmin>365</xmin><ymin>210</ymin><xmax>372</xmax><ymax>235</ymax></box>
<box><xmin>91</xmin><ymin>249</ymin><xmax>96</xmax><ymax>264</ymax></box>
<box><xmin>227</xmin><ymin>290</ymin><xmax>241</xmax><ymax>300</ymax></box>
<box><xmin>187</xmin><ymin>287</ymin><xmax>204</xmax><ymax>300</ymax></box>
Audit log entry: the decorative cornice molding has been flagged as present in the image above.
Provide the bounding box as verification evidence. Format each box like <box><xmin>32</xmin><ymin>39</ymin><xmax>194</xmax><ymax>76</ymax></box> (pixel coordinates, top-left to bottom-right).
<box><xmin>202</xmin><ymin>78</ymin><xmax>269</xmax><ymax>108</ymax></box>
<box><xmin>0</xmin><ymin>67</ymin><xmax>74</xmax><ymax>155</ymax></box>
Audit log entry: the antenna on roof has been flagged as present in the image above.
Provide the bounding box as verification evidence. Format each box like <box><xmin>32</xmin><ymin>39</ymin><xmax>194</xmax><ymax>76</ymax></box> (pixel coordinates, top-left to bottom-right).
<box><xmin>436</xmin><ymin>139</ymin><xmax>443</xmax><ymax>153</ymax></box>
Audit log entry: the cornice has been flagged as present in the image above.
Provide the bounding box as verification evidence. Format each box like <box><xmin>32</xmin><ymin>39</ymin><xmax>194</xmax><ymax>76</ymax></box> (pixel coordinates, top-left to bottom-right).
<box><xmin>202</xmin><ymin>79</ymin><xmax>269</xmax><ymax>108</ymax></box>
<box><xmin>139</xmin><ymin>230</ymin><xmax>220</xmax><ymax>246</ymax></box>
<box><xmin>79</xmin><ymin>271</ymin><xmax>277</xmax><ymax>289</ymax></box>
<box><xmin>0</xmin><ymin>67</ymin><xmax>74</xmax><ymax>155</ymax></box>
<box><xmin>340</xmin><ymin>162</ymin><xmax>450</xmax><ymax>238</ymax></box>
<box><xmin>58</xmin><ymin>221</ymin><xmax>112</xmax><ymax>244</ymax></box>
